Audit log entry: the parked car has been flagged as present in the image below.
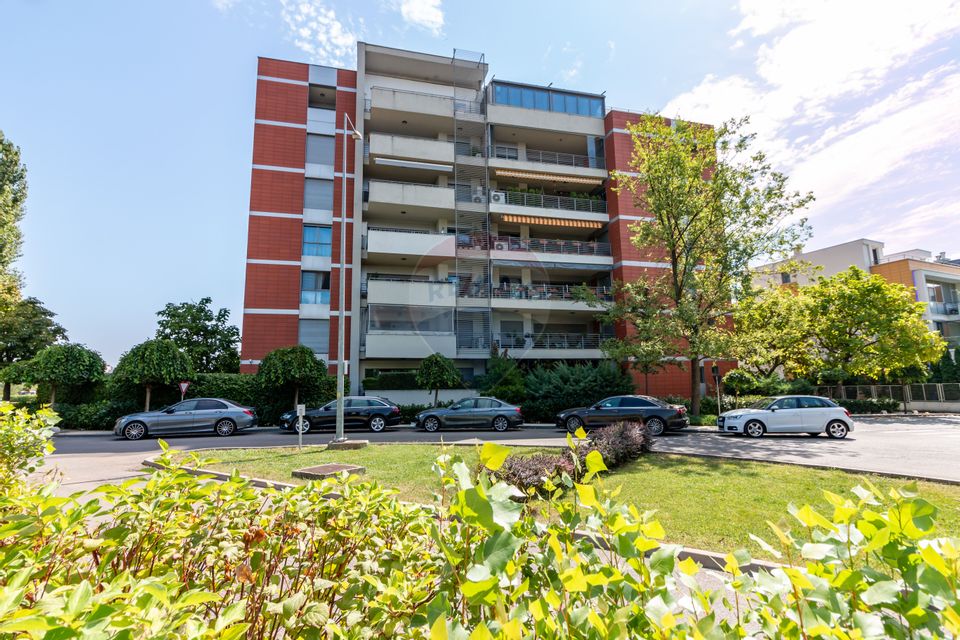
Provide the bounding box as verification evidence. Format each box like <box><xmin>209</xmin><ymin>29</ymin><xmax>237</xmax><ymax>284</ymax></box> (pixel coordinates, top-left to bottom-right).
<box><xmin>279</xmin><ymin>396</ymin><xmax>402</xmax><ymax>433</ymax></box>
<box><xmin>556</xmin><ymin>395</ymin><xmax>688</xmax><ymax>435</ymax></box>
<box><xmin>114</xmin><ymin>398</ymin><xmax>257</xmax><ymax>440</ymax></box>
<box><xmin>415</xmin><ymin>397</ymin><xmax>523</xmax><ymax>432</ymax></box>
<box><xmin>717</xmin><ymin>395</ymin><xmax>854</xmax><ymax>438</ymax></box>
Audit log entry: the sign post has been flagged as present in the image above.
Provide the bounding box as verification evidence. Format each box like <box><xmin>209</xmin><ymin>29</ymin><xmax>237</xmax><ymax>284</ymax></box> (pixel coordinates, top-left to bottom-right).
<box><xmin>178</xmin><ymin>381</ymin><xmax>190</xmax><ymax>402</ymax></box>
<box><xmin>296</xmin><ymin>403</ymin><xmax>306</xmax><ymax>450</ymax></box>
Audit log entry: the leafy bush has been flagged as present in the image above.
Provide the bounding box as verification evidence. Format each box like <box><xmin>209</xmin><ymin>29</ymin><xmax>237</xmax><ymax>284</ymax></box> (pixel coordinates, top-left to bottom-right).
<box><xmin>0</xmin><ymin>402</ymin><xmax>58</xmax><ymax>490</ymax></box>
<box><xmin>187</xmin><ymin>372</ymin><xmax>261</xmax><ymax>406</ymax></box>
<box><xmin>416</xmin><ymin>353</ymin><xmax>463</xmax><ymax>406</ymax></box>
<box><xmin>838</xmin><ymin>397</ymin><xmax>902</xmax><ymax>414</ymax></box>
<box><xmin>493</xmin><ymin>452</ymin><xmax>576</xmax><ymax>496</ymax></box>
<box><xmin>699</xmin><ymin>394</ymin><xmax>768</xmax><ymax>415</ymax></box>
<box><xmin>52</xmin><ymin>399</ymin><xmax>139</xmax><ymax>431</ymax></box>
<box><xmin>474</xmin><ymin>352</ymin><xmax>525</xmax><ymax>404</ymax></box>
<box><xmin>689</xmin><ymin>413</ymin><xmax>718</xmax><ymax>426</ymax></box>
<box><xmin>2</xmin><ymin>428</ymin><xmax>960</xmax><ymax>637</ymax></box>
<box><xmin>523</xmin><ymin>361</ymin><xmax>633</xmax><ymax>422</ymax></box>
<box><xmin>362</xmin><ymin>370</ymin><xmax>419</xmax><ymax>390</ymax></box>
<box><xmin>582</xmin><ymin>421</ymin><xmax>652</xmax><ymax>468</ymax></box>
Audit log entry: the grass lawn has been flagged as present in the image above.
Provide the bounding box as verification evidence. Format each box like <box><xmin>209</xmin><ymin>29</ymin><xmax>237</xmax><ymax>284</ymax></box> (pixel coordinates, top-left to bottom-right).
<box><xmin>194</xmin><ymin>445</ymin><xmax>960</xmax><ymax>558</ymax></box>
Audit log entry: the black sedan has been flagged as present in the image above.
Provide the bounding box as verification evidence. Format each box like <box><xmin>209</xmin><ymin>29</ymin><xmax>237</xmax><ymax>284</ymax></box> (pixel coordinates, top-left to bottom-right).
<box><xmin>279</xmin><ymin>396</ymin><xmax>402</xmax><ymax>433</ymax></box>
<box><xmin>415</xmin><ymin>397</ymin><xmax>524</xmax><ymax>432</ymax></box>
<box><xmin>556</xmin><ymin>395</ymin><xmax>688</xmax><ymax>435</ymax></box>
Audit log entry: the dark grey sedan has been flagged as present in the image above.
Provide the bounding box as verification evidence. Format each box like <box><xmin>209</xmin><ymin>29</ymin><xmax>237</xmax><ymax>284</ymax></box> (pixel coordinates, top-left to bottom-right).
<box><xmin>113</xmin><ymin>398</ymin><xmax>258</xmax><ymax>440</ymax></box>
<box><xmin>555</xmin><ymin>395</ymin><xmax>688</xmax><ymax>435</ymax></box>
<box><xmin>415</xmin><ymin>397</ymin><xmax>524</xmax><ymax>432</ymax></box>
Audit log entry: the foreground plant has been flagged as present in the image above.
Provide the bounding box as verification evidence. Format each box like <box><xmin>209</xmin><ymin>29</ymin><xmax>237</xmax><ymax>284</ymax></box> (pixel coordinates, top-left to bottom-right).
<box><xmin>0</xmin><ymin>411</ymin><xmax>957</xmax><ymax>638</ymax></box>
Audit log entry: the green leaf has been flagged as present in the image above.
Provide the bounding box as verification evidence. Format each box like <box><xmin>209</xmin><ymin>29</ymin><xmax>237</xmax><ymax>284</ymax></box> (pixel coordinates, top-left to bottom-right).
<box><xmin>479</xmin><ymin>442</ymin><xmax>510</xmax><ymax>471</ymax></box>
<box><xmin>861</xmin><ymin>580</ymin><xmax>901</xmax><ymax>605</ymax></box>
<box><xmin>482</xmin><ymin>531</ymin><xmax>522</xmax><ymax>573</ymax></box>
<box><xmin>65</xmin><ymin>580</ymin><xmax>93</xmax><ymax>618</ymax></box>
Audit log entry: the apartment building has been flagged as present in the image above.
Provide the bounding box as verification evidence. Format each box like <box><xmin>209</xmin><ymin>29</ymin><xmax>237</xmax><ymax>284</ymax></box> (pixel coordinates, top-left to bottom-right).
<box><xmin>758</xmin><ymin>239</ymin><xmax>960</xmax><ymax>349</ymax></box>
<box><xmin>241</xmin><ymin>42</ymin><xmax>718</xmax><ymax>396</ymax></box>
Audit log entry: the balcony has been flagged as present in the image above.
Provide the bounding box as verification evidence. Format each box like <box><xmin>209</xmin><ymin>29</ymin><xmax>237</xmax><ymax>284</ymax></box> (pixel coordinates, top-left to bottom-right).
<box><xmin>365</xmin><ymin>180</ymin><xmax>455</xmax><ymax>214</ymax></box>
<box><xmin>365</xmin><ymin>227</ymin><xmax>455</xmax><ymax>264</ymax></box>
<box><xmin>488</xmin><ymin>190</ymin><xmax>607</xmax><ymax>223</ymax></box>
<box><xmin>367</xmin><ymin>133</ymin><xmax>454</xmax><ymax>166</ymax></box>
<box><xmin>490</xmin><ymin>145</ymin><xmax>605</xmax><ymax>169</ymax></box>
<box><xmin>368</xmin><ymin>87</ymin><xmax>456</xmax><ymax>120</ymax></box>
<box><xmin>929</xmin><ymin>301</ymin><xmax>960</xmax><ymax>316</ymax></box>
<box><xmin>458</xmin><ymin>282</ymin><xmax>610</xmax><ymax>311</ymax></box>
<box><xmin>364</xmin><ymin>276</ymin><xmax>457</xmax><ymax>307</ymax></box>
<box><xmin>492</xmin><ymin>332</ymin><xmax>606</xmax><ymax>359</ymax></box>
<box><xmin>364</xmin><ymin>332</ymin><xmax>457</xmax><ymax>359</ymax></box>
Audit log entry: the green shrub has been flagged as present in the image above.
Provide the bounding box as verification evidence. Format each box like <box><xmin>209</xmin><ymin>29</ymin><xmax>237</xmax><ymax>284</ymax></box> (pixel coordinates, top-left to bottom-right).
<box><xmin>187</xmin><ymin>372</ymin><xmax>261</xmax><ymax>406</ymax></box>
<box><xmin>0</xmin><ymin>402</ymin><xmax>58</xmax><ymax>491</ymax></box>
<box><xmin>2</xmin><ymin>427</ymin><xmax>960</xmax><ymax>636</ymax></box>
<box><xmin>689</xmin><ymin>413</ymin><xmax>718</xmax><ymax>426</ymax></box>
<box><xmin>362</xmin><ymin>371</ymin><xmax>420</xmax><ymax>390</ymax></box>
<box><xmin>838</xmin><ymin>397</ymin><xmax>902</xmax><ymax>414</ymax></box>
<box><xmin>52</xmin><ymin>399</ymin><xmax>139</xmax><ymax>431</ymax></box>
<box><xmin>474</xmin><ymin>352</ymin><xmax>525</xmax><ymax>404</ymax></box>
<box><xmin>523</xmin><ymin>361</ymin><xmax>633</xmax><ymax>422</ymax></box>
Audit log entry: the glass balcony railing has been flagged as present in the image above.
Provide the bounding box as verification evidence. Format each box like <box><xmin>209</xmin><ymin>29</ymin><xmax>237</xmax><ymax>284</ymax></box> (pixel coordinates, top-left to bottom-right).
<box><xmin>458</xmin><ymin>282</ymin><xmax>611</xmax><ymax>301</ymax></box>
<box><xmin>929</xmin><ymin>301</ymin><xmax>960</xmax><ymax>316</ymax></box>
<box><xmin>490</xmin><ymin>145</ymin><xmax>605</xmax><ymax>169</ymax></box>
<box><xmin>497</xmin><ymin>190</ymin><xmax>607</xmax><ymax>213</ymax></box>
<box><xmin>457</xmin><ymin>234</ymin><xmax>611</xmax><ymax>257</ymax></box>
<box><xmin>492</xmin><ymin>332</ymin><xmax>605</xmax><ymax>350</ymax></box>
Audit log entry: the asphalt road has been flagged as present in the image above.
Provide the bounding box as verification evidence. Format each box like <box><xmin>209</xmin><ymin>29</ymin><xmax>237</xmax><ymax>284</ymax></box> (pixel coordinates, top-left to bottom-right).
<box><xmin>42</xmin><ymin>415</ymin><xmax>960</xmax><ymax>494</ymax></box>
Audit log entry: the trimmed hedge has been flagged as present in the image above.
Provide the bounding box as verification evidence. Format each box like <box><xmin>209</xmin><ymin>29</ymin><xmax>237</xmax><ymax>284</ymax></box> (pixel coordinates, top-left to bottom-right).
<box><xmin>838</xmin><ymin>397</ymin><xmax>902</xmax><ymax>414</ymax></box>
<box><xmin>363</xmin><ymin>371</ymin><xmax>420</xmax><ymax>390</ymax></box>
<box><xmin>52</xmin><ymin>399</ymin><xmax>139</xmax><ymax>431</ymax></box>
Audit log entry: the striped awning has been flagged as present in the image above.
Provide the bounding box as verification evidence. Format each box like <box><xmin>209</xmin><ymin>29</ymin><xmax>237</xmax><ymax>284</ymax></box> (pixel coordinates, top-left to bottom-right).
<box><xmin>494</xmin><ymin>169</ymin><xmax>604</xmax><ymax>185</ymax></box>
<box><xmin>501</xmin><ymin>214</ymin><xmax>603</xmax><ymax>229</ymax></box>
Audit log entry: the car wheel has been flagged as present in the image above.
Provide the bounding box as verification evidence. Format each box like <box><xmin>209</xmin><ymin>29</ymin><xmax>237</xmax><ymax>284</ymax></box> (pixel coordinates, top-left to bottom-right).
<box><xmin>645</xmin><ymin>417</ymin><xmax>666</xmax><ymax>436</ymax></box>
<box><xmin>565</xmin><ymin>416</ymin><xmax>584</xmax><ymax>432</ymax></box>
<box><xmin>369</xmin><ymin>415</ymin><xmax>386</xmax><ymax>432</ymax></box>
<box><xmin>423</xmin><ymin>416</ymin><xmax>441</xmax><ymax>432</ymax></box>
<box><xmin>744</xmin><ymin>420</ymin><xmax>765</xmax><ymax>438</ymax></box>
<box><xmin>492</xmin><ymin>416</ymin><xmax>510</xmax><ymax>432</ymax></box>
<box><xmin>294</xmin><ymin>419</ymin><xmax>311</xmax><ymax>435</ymax></box>
<box><xmin>123</xmin><ymin>421</ymin><xmax>147</xmax><ymax>441</ymax></box>
<box><xmin>215</xmin><ymin>419</ymin><xmax>236</xmax><ymax>437</ymax></box>
<box><xmin>826</xmin><ymin>421</ymin><xmax>849</xmax><ymax>439</ymax></box>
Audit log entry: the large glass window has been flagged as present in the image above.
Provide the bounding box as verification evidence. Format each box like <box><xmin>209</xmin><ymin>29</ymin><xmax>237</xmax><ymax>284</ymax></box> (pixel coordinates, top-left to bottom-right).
<box><xmin>302</xmin><ymin>225</ymin><xmax>332</xmax><ymax>256</ymax></box>
<box><xmin>300</xmin><ymin>271</ymin><xmax>330</xmax><ymax>305</ymax></box>
<box><xmin>491</xmin><ymin>82</ymin><xmax>605</xmax><ymax>117</ymax></box>
<box><xmin>367</xmin><ymin>305</ymin><xmax>454</xmax><ymax>333</ymax></box>
<box><xmin>304</xmin><ymin>178</ymin><xmax>333</xmax><ymax>210</ymax></box>
<box><xmin>306</xmin><ymin>134</ymin><xmax>335</xmax><ymax>164</ymax></box>
<box><xmin>299</xmin><ymin>319</ymin><xmax>330</xmax><ymax>354</ymax></box>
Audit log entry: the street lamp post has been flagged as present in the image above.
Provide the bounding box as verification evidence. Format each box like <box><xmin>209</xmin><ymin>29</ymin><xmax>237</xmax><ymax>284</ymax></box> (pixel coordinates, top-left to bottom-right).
<box><xmin>335</xmin><ymin>112</ymin><xmax>362</xmax><ymax>444</ymax></box>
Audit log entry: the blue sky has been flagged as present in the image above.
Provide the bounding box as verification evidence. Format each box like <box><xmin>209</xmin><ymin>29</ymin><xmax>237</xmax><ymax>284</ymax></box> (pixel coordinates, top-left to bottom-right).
<box><xmin>2</xmin><ymin>0</ymin><xmax>958</xmax><ymax>364</ymax></box>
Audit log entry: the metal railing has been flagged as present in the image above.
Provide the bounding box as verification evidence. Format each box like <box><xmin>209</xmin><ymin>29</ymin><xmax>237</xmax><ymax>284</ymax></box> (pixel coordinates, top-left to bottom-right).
<box><xmin>816</xmin><ymin>383</ymin><xmax>960</xmax><ymax>404</ymax></box>
<box><xmin>490</xmin><ymin>145</ymin><xmax>605</xmax><ymax>169</ymax></box>
<box><xmin>492</xmin><ymin>332</ymin><xmax>605</xmax><ymax>350</ymax></box>
<box><xmin>486</xmin><ymin>235</ymin><xmax>610</xmax><ymax>256</ymax></box>
<box><xmin>498</xmin><ymin>190</ymin><xmax>607</xmax><ymax>213</ymax></box>
<box><xmin>368</xmin><ymin>226</ymin><xmax>452</xmax><ymax>236</ymax></box>
<box><xmin>458</xmin><ymin>282</ymin><xmax>610</xmax><ymax>301</ymax></box>
<box><xmin>366</xmin><ymin>86</ymin><xmax>483</xmax><ymax>115</ymax></box>
<box><xmin>929</xmin><ymin>301</ymin><xmax>960</xmax><ymax>315</ymax></box>
<box><xmin>366</xmin><ymin>179</ymin><xmax>453</xmax><ymax>190</ymax></box>
<box><xmin>361</xmin><ymin>275</ymin><xmax>455</xmax><ymax>296</ymax></box>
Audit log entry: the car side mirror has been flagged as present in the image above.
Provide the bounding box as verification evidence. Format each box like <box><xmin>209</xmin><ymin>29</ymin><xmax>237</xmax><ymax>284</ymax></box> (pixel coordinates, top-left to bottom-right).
<box><xmin>451</xmin><ymin>405</ymin><xmax>460</xmax><ymax>410</ymax></box>
<box><xmin>591</xmin><ymin>404</ymin><xmax>600</xmax><ymax>410</ymax></box>
<box><xmin>164</xmin><ymin>408</ymin><xmax>175</xmax><ymax>414</ymax></box>
<box><xmin>770</xmin><ymin>407</ymin><xmax>778</xmax><ymax>412</ymax></box>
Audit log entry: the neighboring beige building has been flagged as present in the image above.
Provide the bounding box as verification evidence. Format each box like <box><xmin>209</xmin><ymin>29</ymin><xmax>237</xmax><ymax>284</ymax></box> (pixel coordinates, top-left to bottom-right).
<box><xmin>756</xmin><ymin>239</ymin><xmax>959</xmax><ymax>350</ymax></box>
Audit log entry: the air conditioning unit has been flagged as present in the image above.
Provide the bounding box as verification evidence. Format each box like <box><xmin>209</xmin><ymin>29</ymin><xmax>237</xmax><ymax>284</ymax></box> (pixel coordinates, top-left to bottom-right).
<box><xmin>494</xmin><ymin>241</ymin><xmax>508</xmax><ymax>251</ymax></box>
<box><xmin>472</xmin><ymin>194</ymin><xmax>484</xmax><ymax>203</ymax></box>
<box><xmin>489</xmin><ymin>190</ymin><xmax>506</xmax><ymax>204</ymax></box>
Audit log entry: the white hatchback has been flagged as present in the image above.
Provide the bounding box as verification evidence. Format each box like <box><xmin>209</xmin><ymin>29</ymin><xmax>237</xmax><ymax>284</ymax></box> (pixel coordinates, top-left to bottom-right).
<box><xmin>717</xmin><ymin>395</ymin><xmax>854</xmax><ymax>439</ymax></box>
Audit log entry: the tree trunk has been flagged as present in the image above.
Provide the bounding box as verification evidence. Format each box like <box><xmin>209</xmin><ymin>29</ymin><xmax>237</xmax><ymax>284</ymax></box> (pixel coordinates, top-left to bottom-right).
<box><xmin>2</xmin><ymin>382</ymin><xmax>10</xmax><ymax>401</ymax></box>
<box><xmin>434</xmin><ymin>388</ymin><xmax>439</xmax><ymax>407</ymax></box>
<box><xmin>144</xmin><ymin>385</ymin><xmax>152</xmax><ymax>412</ymax></box>
<box><xmin>49</xmin><ymin>384</ymin><xmax>57</xmax><ymax>406</ymax></box>
<box><xmin>644</xmin><ymin>373</ymin><xmax>649</xmax><ymax>395</ymax></box>
<box><xmin>294</xmin><ymin>386</ymin><xmax>299</xmax><ymax>410</ymax></box>
<box><xmin>690</xmin><ymin>358</ymin><xmax>702</xmax><ymax>416</ymax></box>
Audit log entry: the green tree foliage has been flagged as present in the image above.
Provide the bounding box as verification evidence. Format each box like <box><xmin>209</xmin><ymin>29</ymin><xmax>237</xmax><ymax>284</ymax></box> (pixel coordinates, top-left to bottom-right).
<box><xmin>474</xmin><ymin>351</ymin><xmax>524</xmax><ymax>404</ymax></box>
<box><xmin>523</xmin><ymin>361</ymin><xmax>633</xmax><ymax>422</ymax></box>
<box><xmin>0</xmin><ymin>403</ymin><xmax>58</xmax><ymax>491</ymax></box>
<box><xmin>733</xmin><ymin>285</ymin><xmax>814</xmax><ymax>377</ymax></box>
<box><xmin>415</xmin><ymin>353</ymin><xmax>463</xmax><ymax>406</ymax></box>
<box><xmin>0</xmin><ymin>297</ymin><xmax>67</xmax><ymax>400</ymax></box>
<box><xmin>595</xmin><ymin>116</ymin><xmax>812</xmax><ymax>415</ymax></box>
<box><xmin>929</xmin><ymin>349</ymin><xmax>960</xmax><ymax>383</ymax></box>
<box><xmin>155</xmin><ymin>297</ymin><xmax>240</xmax><ymax>373</ymax></box>
<box><xmin>257</xmin><ymin>345</ymin><xmax>328</xmax><ymax>410</ymax></box>
<box><xmin>600</xmin><ymin>329</ymin><xmax>668</xmax><ymax>396</ymax></box>
<box><xmin>806</xmin><ymin>267</ymin><xmax>945</xmax><ymax>382</ymax></box>
<box><xmin>0</xmin><ymin>131</ymin><xmax>27</xmax><ymax>306</ymax></box>
<box><xmin>113</xmin><ymin>339</ymin><xmax>193</xmax><ymax>411</ymax></box>
<box><xmin>28</xmin><ymin>344</ymin><xmax>105</xmax><ymax>405</ymax></box>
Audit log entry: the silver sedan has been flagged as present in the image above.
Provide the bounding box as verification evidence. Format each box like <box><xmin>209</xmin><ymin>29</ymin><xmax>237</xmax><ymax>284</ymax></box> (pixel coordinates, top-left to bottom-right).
<box><xmin>113</xmin><ymin>398</ymin><xmax>258</xmax><ymax>440</ymax></box>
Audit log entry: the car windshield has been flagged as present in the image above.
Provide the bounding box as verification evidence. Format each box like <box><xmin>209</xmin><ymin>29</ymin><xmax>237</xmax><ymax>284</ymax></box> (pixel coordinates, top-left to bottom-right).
<box><xmin>749</xmin><ymin>397</ymin><xmax>777</xmax><ymax>409</ymax></box>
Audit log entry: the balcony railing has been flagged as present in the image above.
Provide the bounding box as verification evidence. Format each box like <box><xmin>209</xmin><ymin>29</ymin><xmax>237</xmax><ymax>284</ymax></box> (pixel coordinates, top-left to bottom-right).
<box><xmin>361</xmin><ymin>275</ymin><xmax>453</xmax><ymax>296</ymax></box>
<box><xmin>480</xmin><ymin>235</ymin><xmax>611</xmax><ymax>256</ymax></box>
<box><xmin>459</xmin><ymin>282</ymin><xmax>611</xmax><ymax>301</ymax></box>
<box><xmin>493</xmin><ymin>332</ymin><xmax>605</xmax><ymax>350</ymax></box>
<box><xmin>368</xmin><ymin>226</ymin><xmax>452</xmax><ymax>236</ymax></box>
<box><xmin>929</xmin><ymin>301</ymin><xmax>960</xmax><ymax>316</ymax></box>
<box><xmin>366</xmin><ymin>87</ymin><xmax>483</xmax><ymax>115</ymax></box>
<box><xmin>497</xmin><ymin>190</ymin><xmax>607</xmax><ymax>213</ymax></box>
<box><xmin>490</xmin><ymin>145</ymin><xmax>605</xmax><ymax>169</ymax></box>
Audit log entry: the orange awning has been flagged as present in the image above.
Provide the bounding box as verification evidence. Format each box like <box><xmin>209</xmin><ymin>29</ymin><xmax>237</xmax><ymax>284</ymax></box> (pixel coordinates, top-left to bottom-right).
<box><xmin>494</xmin><ymin>169</ymin><xmax>604</xmax><ymax>185</ymax></box>
<box><xmin>501</xmin><ymin>214</ymin><xmax>603</xmax><ymax>229</ymax></box>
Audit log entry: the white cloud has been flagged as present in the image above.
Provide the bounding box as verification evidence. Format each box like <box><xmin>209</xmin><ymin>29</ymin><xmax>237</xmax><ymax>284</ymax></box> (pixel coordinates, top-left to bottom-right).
<box><xmin>211</xmin><ymin>0</ymin><xmax>239</xmax><ymax>11</ymax></box>
<box><xmin>663</xmin><ymin>0</ymin><xmax>960</xmax><ymax>253</ymax></box>
<box><xmin>562</xmin><ymin>58</ymin><xmax>582</xmax><ymax>82</ymax></box>
<box><xmin>397</xmin><ymin>0</ymin><xmax>444</xmax><ymax>36</ymax></box>
<box><xmin>278</xmin><ymin>0</ymin><xmax>361</xmax><ymax>67</ymax></box>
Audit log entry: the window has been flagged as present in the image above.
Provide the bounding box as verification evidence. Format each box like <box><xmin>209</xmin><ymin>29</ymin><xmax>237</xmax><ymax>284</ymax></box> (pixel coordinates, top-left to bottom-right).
<box><xmin>771</xmin><ymin>397</ymin><xmax>799</xmax><ymax>409</ymax></box>
<box><xmin>301</xmin><ymin>272</ymin><xmax>330</xmax><ymax>305</ymax></box>
<box><xmin>620</xmin><ymin>397</ymin><xmax>656</xmax><ymax>408</ymax></box>
<box><xmin>475</xmin><ymin>398</ymin><xmax>500</xmax><ymax>409</ymax></box>
<box><xmin>798</xmin><ymin>397</ymin><xmax>828</xmax><ymax>409</ymax></box>
<box><xmin>872</xmin><ymin>248</ymin><xmax>880</xmax><ymax>265</ymax></box>
<box><xmin>173</xmin><ymin>400</ymin><xmax>199</xmax><ymax>412</ymax></box>
<box><xmin>303</xmin><ymin>225</ymin><xmax>332</xmax><ymax>256</ymax></box>
<box><xmin>299</xmin><ymin>319</ymin><xmax>330</xmax><ymax>352</ymax></box>
<box><xmin>452</xmin><ymin>398</ymin><xmax>476</xmax><ymax>410</ymax></box>
<box><xmin>597</xmin><ymin>397</ymin><xmax>621</xmax><ymax>408</ymax></box>
<box><xmin>491</xmin><ymin>82</ymin><xmax>604</xmax><ymax>117</ymax></box>
<box><xmin>533</xmin><ymin>90</ymin><xmax>549</xmax><ymax>111</ymax></box>
<box><xmin>304</xmin><ymin>178</ymin><xmax>333</xmax><ymax>210</ymax></box>
<box><xmin>196</xmin><ymin>400</ymin><xmax>227</xmax><ymax>410</ymax></box>
<box><xmin>781</xmin><ymin>272</ymin><xmax>792</xmax><ymax>284</ymax></box>
<box><xmin>367</xmin><ymin>305</ymin><xmax>454</xmax><ymax>333</ymax></box>
<box><xmin>551</xmin><ymin>92</ymin><xmax>565</xmax><ymax>112</ymax></box>
<box><xmin>306</xmin><ymin>134</ymin><xmax>335</xmax><ymax>165</ymax></box>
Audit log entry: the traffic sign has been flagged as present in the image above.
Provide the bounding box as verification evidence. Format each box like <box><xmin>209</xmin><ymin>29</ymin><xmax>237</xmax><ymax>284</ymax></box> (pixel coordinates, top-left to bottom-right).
<box><xmin>178</xmin><ymin>381</ymin><xmax>190</xmax><ymax>400</ymax></box>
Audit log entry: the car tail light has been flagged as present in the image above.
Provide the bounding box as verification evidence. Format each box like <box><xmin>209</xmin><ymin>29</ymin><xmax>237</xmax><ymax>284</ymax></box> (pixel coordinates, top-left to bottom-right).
<box><xmin>391</xmin><ymin>406</ymin><xmax>400</xmax><ymax>414</ymax></box>
<box><xmin>515</xmin><ymin>406</ymin><xmax>522</xmax><ymax>413</ymax></box>
<box><xmin>677</xmin><ymin>406</ymin><xmax>686</xmax><ymax>415</ymax></box>
<box><xmin>844</xmin><ymin>409</ymin><xmax>851</xmax><ymax>418</ymax></box>
<box><xmin>242</xmin><ymin>409</ymin><xmax>254</xmax><ymax>417</ymax></box>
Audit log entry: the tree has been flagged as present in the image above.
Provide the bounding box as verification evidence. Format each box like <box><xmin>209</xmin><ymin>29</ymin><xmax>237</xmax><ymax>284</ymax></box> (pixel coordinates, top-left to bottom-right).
<box><xmin>257</xmin><ymin>346</ymin><xmax>327</xmax><ymax>410</ymax></box>
<box><xmin>595</xmin><ymin>115</ymin><xmax>812</xmax><ymax>414</ymax></box>
<box><xmin>30</xmin><ymin>344</ymin><xmax>105</xmax><ymax>405</ymax></box>
<box><xmin>0</xmin><ymin>297</ymin><xmax>67</xmax><ymax>400</ymax></box>
<box><xmin>474</xmin><ymin>351</ymin><xmax>524</xmax><ymax>404</ymax></box>
<box><xmin>416</xmin><ymin>353</ymin><xmax>463</xmax><ymax>406</ymax></box>
<box><xmin>0</xmin><ymin>131</ymin><xmax>28</xmax><ymax>307</ymax></box>
<box><xmin>600</xmin><ymin>326</ymin><xmax>669</xmax><ymax>396</ymax></box>
<box><xmin>930</xmin><ymin>350</ymin><xmax>960</xmax><ymax>383</ymax></box>
<box><xmin>155</xmin><ymin>297</ymin><xmax>240</xmax><ymax>373</ymax></box>
<box><xmin>113</xmin><ymin>339</ymin><xmax>193</xmax><ymax>411</ymax></box>
<box><xmin>805</xmin><ymin>267</ymin><xmax>945</xmax><ymax>382</ymax></box>
<box><xmin>732</xmin><ymin>285</ymin><xmax>814</xmax><ymax>377</ymax></box>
